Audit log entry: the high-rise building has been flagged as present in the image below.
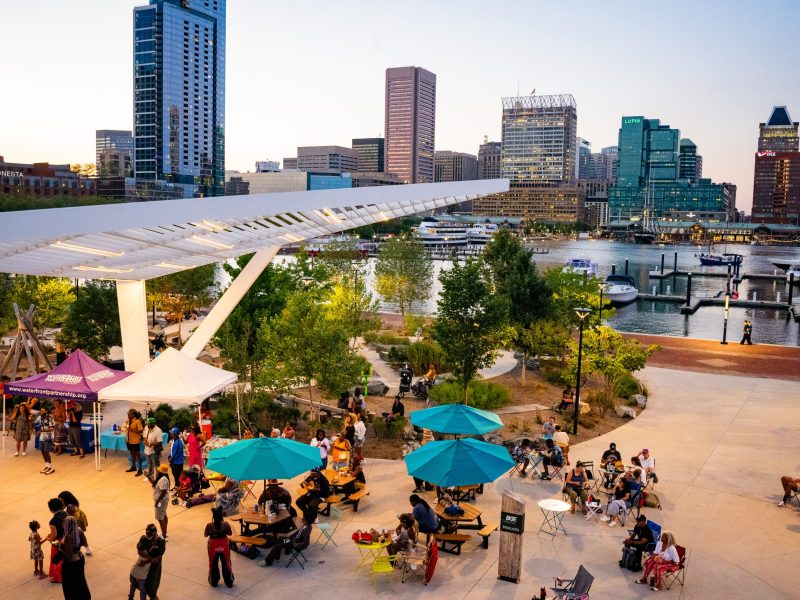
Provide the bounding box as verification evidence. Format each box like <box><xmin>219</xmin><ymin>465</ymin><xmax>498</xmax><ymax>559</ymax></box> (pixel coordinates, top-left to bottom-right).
<box><xmin>295</xmin><ymin>146</ymin><xmax>359</xmax><ymax>174</ymax></box>
<box><xmin>224</xmin><ymin>170</ymin><xmax>352</xmax><ymax>195</ymax></box>
<box><xmin>609</xmin><ymin>116</ymin><xmax>731</xmax><ymax>220</ymax></box>
<box><xmin>586</xmin><ymin>147</ymin><xmax>618</xmax><ymax>181</ymax></box>
<box><xmin>679</xmin><ymin>139</ymin><xmax>703</xmax><ymax>183</ymax></box>
<box><xmin>283</xmin><ymin>157</ymin><xmax>298</xmax><ymax>170</ymax></box>
<box><xmin>472</xmin><ymin>182</ymin><xmax>584</xmax><ymax>223</ymax></box>
<box><xmin>352</xmin><ymin>138</ymin><xmax>385</xmax><ymax>172</ymax></box>
<box><xmin>758</xmin><ymin>106</ymin><xmax>799</xmax><ymax>151</ymax></box>
<box><xmin>500</xmin><ymin>94</ymin><xmax>577</xmax><ymax>183</ymax></box>
<box><xmin>434</xmin><ymin>151</ymin><xmax>478</xmax><ymax>182</ymax></box>
<box><xmin>385</xmin><ymin>66</ymin><xmax>436</xmax><ymax>183</ymax></box>
<box><xmin>576</xmin><ymin>137</ymin><xmax>591</xmax><ymax>179</ymax></box>
<box><xmin>96</xmin><ymin>130</ymin><xmax>134</xmax><ymax>177</ymax></box>
<box><xmin>255</xmin><ymin>160</ymin><xmax>280</xmax><ymax>173</ymax></box>
<box><xmin>752</xmin><ymin>106</ymin><xmax>800</xmax><ymax>223</ymax></box>
<box><xmin>133</xmin><ymin>0</ymin><xmax>226</xmax><ymax>197</ymax></box>
<box><xmin>478</xmin><ymin>139</ymin><xmax>501</xmax><ymax>180</ymax></box>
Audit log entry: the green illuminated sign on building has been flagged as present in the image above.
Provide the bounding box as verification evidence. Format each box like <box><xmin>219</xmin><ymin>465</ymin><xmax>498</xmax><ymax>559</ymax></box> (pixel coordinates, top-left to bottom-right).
<box><xmin>623</xmin><ymin>117</ymin><xmax>642</xmax><ymax>124</ymax></box>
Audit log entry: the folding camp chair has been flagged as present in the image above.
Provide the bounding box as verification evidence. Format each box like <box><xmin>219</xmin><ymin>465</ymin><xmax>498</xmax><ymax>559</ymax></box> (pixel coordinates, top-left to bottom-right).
<box><xmin>662</xmin><ymin>545</ymin><xmax>687</xmax><ymax>589</ymax></box>
<box><xmin>285</xmin><ymin>545</ymin><xmax>309</xmax><ymax>569</ymax></box>
<box><xmin>551</xmin><ymin>565</ymin><xmax>594</xmax><ymax>600</ymax></box>
<box><xmin>314</xmin><ymin>505</ymin><xmax>342</xmax><ymax>550</ymax></box>
<box><xmin>581</xmin><ymin>460</ymin><xmax>600</xmax><ymax>494</ymax></box>
<box><xmin>400</xmin><ymin>540</ymin><xmax>437</xmax><ymax>585</ymax></box>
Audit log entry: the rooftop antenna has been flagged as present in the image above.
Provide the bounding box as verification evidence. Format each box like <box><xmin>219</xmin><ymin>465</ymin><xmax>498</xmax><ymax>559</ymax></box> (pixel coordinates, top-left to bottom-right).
<box><xmin>530</xmin><ymin>88</ymin><xmax>536</xmax><ymax>96</ymax></box>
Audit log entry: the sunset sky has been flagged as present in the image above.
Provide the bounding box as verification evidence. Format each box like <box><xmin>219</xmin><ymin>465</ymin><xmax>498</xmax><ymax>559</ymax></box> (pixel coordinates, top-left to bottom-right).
<box><xmin>1</xmin><ymin>0</ymin><xmax>798</xmax><ymax>211</ymax></box>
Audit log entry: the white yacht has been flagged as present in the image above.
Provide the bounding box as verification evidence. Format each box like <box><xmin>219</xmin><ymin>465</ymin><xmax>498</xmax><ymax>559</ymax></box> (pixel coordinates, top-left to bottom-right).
<box><xmin>771</xmin><ymin>260</ymin><xmax>800</xmax><ymax>283</ymax></box>
<box><xmin>563</xmin><ymin>257</ymin><xmax>600</xmax><ymax>277</ymax></box>
<box><xmin>415</xmin><ymin>218</ymin><xmax>469</xmax><ymax>246</ymax></box>
<box><xmin>467</xmin><ymin>222</ymin><xmax>499</xmax><ymax>244</ymax></box>
<box><xmin>604</xmin><ymin>274</ymin><xmax>638</xmax><ymax>305</ymax></box>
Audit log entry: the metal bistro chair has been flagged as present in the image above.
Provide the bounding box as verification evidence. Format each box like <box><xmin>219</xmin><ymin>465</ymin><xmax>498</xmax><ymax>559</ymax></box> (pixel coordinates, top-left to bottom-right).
<box><xmin>314</xmin><ymin>505</ymin><xmax>343</xmax><ymax>550</ymax></box>
<box><xmin>551</xmin><ymin>565</ymin><xmax>594</xmax><ymax>600</ymax></box>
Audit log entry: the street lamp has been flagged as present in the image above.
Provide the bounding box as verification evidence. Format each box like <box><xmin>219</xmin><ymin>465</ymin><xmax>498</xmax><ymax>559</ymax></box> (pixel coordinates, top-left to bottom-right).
<box><xmin>598</xmin><ymin>283</ymin><xmax>609</xmax><ymax>325</ymax></box>
<box><xmin>573</xmin><ymin>307</ymin><xmax>592</xmax><ymax>435</ymax></box>
<box><xmin>721</xmin><ymin>265</ymin><xmax>732</xmax><ymax>344</ymax></box>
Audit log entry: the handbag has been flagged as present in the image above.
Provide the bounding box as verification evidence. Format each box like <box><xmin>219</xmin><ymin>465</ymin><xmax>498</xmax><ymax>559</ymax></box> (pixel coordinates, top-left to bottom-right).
<box><xmin>153</xmin><ymin>441</ymin><xmax>164</xmax><ymax>453</ymax></box>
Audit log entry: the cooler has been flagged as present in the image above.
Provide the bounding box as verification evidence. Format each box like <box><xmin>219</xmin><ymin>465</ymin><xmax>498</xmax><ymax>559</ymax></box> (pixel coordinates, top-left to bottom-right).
<box><xmin>201</xmin><ymin>419</ymin><xmax>212</xmax><ymax>439</ymax></box>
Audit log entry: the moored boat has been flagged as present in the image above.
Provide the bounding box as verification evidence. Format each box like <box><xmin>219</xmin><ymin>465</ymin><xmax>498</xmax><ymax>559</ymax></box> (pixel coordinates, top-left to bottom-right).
<box><xmin>604</xmin><ymin>274</ymin><xmax>638</xmax><ymax>305</ymax></box>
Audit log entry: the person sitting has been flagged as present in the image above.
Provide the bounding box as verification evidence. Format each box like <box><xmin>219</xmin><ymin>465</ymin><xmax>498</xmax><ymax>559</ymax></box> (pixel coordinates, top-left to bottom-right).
<box><xmin>423</xmin><ymin>363</ymin><xmax>437</xmax><ymax>384</ymax></box>
<box><xmin>563</xmin><ymin>461</ymin><xmax>589</xmax><ymax>514</ymax></box>
<box><xmin>172</xmin><ymin>469</ymin><xmax>194</xmax><ymax>505</ymax></box>
<box><xmin>215</xmin><ymin>476</ymin><xmax>243</xmax><ymax>516</ymax></box>
<box><xmin>628</xmin><ymin>456</ymin><xmax>648</xmax><ymax>486</ymax></box>
<box><xmin>342</xmin><ymin>456</ymin><xmax>366</xmax><ymax>499</ymax></box>
<box><xmin>409</xmin><ymin>494</ymin><xmax>439</xmax><ymax>540</ymax></box>
<box><xmin>384</xmin><ymin>396</ymin><xmax>405</xmax><ymax>424</ymax></box>
<box><xmin>511</xmin><ymin>439</ymin><xmax>533</xmax><ymax>478</ymax></box>
<box><xmin>259</xmin><ymin>517</ymin><xmax>312</xmax><ymax>567</ymax></box>
<box><xmin>258</xmin><ymin>480</ymin><xmax>297</xmax><ymax>518</ymax></box>
<box><xmin>353</xmin><ymin>388</ymin><xmax>366</xmax><ymax>414</ymax></box>
<box><xmin>601</xmin><ymin>476</ymin><xmax>631</xmax><ymax>528</ymax></box>
<box><xmin>557</xmin><ymin>385</ymin><xmax>575</xmax><ymax>412</ymax></box>
<box><xmin>553</xmin><ymin>425</ymin><xmax>570</xmax><ymax>466</ymax></box>
<box><xmin>537</xmin><ymin>438</ymin><xmax>564</xmax><ymax>480</ymax></box>
<box><xmin>337</xmin><ymin>391</ymin><xmax>351</xmax><ymax>411</ymax></box>
<box><xmin>541</xmin><ymin>416</ymin><xmax>557</xmax><ymax>440</ymax></box>
<box><xmin>778</xmin><ymin>475</ymin><xmax>800</xmax><ymax>507</ymax></box>
<box><xmin>635</xmin><ymin>448</ymin><xmax>657</xmax><ymax>485</ymax></box>
<box><xmin>623</xmin><ymin>514</ymin><xmax>655</xmax><ymax>572</ymax></box>
<box><xmin>281</xmin><ymin>421</ymin><xmax>296</xmax><ymax>440</ymax></box>
<box><xmin>388</xmin><ymin>513</ymin><xmax>417</xmax><ymax>559</ymax></box>
<box><xmin>601</xmin><ymin>442</ymin><xmax>622</xmax><ymax>489</ymax></box>
<box><xmin>627</xmin><ymin>469</ymin><xmax>643</xmax><ymax>508</ymax></box>
<box><xmin>296</xmin><ymin>470</ymin><xmax>330</xmax><ymax>522</ymax></box>
<box><xmin>636</xmin><ymin>531</ymin><xmax>680</xmax><ymax>591</ymax></box>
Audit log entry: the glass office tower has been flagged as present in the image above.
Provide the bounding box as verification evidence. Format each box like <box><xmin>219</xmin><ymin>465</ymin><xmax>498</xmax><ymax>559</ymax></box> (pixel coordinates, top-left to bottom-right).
<box><xmin>133</xmin><ymin>0</ymin><xmax>225</xmax><ymax>197</ymax></box>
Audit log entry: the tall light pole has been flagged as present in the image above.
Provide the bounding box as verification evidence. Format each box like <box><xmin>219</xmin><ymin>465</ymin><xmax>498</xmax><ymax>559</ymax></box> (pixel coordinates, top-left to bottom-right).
<box><xmin>573</xmin><ymin>307</ymin><xmax>592</xmax><ymax>435</ymax></box>
<box><xmin>598</xmin><ymin>283</ymin><xmax>608</xmax><ymax>325</ymax></box>
<box><xmin>721</xmin><ymin>265</ymin><xmax>732</xmax><ymax>344</ymax></box>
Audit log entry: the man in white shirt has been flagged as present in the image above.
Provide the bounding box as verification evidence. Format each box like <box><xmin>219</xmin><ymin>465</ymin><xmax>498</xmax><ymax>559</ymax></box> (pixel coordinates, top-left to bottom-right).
<box><xmin>143</xmin><ymin>417</ymin><xmax>164</xmax><ymax>480</ymax></box>
<box><xmin>636</xmin><ymin>449</ymin><xmax>657</xmax><ymax>484</ymax></box>
<box><xmin>553</xmin><ymin>425</ymin><xmax>570</xmax><ymax>466</ymax></box>
<box><xmin>354</xmin><ymin>414</ymin><xmax>367</xmax><ymax>459</ymax></box>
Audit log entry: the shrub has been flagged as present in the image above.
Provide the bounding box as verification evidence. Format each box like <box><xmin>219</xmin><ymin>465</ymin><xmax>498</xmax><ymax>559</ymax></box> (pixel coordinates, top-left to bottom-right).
<box><xmin>428</xmin><ymin>380</ymin><xmax>511</xmax><ymax>410</ymax></box>
<box><xmin>542</xmin><ymin>365</ymin><xmax>567</xmax><ymax>386</ymax></box>
<box><xmin>405</xmin><ymin>340</ymin><xmax>448</xmax><ymax>374</ymax></box>
<box><xmin>387</xmin><ymin>345</ymin><xmax>409</xmax><ymax>365</ymax></box>
<box><xmin>403</xmin><ymin>314</ymin><xmax>425</xmax><ymax>336</ymax></box>
<box><xmin>613</xmin><ymin>373</ymin><xmax>639</xmax><ymax>399</ymax></box>
<box><xmin>363</xmin><ymin>331</ymin><xmax>410</xmax><ymax>346</ymax></box>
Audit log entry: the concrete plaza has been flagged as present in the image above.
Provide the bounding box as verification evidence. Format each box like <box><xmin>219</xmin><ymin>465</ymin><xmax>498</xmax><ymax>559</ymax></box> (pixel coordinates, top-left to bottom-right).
<box><xmin>1</xmin><ymin>366</ymin><xmax>799</xmax><ymax>599</ymax></box>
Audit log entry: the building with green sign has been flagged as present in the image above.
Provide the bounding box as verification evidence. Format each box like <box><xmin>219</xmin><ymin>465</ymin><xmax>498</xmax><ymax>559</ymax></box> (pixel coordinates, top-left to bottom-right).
<box><xmin>609</xmin><ymin>116</ymin><xmax>734</xmax><ymax>221</ymax></box>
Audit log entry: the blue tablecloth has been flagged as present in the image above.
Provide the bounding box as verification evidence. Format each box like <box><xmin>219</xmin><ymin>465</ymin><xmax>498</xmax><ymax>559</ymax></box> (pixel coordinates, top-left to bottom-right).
<box><xmin>35</xmin><ymin>423</ymin><xmax>95</xmax><ymax>454</ymax></box>
<box><xmin>100</xmin><ymin>428</ymin><xmax>168</xmax><ymax>453</ymax></box>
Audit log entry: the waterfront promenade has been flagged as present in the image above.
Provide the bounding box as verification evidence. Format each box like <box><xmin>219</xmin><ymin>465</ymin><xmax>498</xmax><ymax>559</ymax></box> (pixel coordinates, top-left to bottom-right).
<box><xmin>2</xmin><ymin>364</ymin><xmax>799</xmax><ymax>598</ymax></box>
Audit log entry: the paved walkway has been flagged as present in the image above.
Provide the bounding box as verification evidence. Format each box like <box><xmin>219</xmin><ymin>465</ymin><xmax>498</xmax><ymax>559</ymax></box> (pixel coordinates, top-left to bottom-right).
<box><xmin>2</xmin><ymin>366</ymin><xmax>799</xmax><ymax>598</ymax></box>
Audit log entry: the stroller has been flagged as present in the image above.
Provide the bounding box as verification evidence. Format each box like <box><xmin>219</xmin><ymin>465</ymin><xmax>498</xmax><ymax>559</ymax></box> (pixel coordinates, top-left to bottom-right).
<box><xmin>411</xmin><ymin>377</ymin><xmax>434</xmax><ymax>400</ymax></box>
<box><xmin>397</xmin><ymin>365</ymin><xmax>413</xmax><ymax>398</ymax></box>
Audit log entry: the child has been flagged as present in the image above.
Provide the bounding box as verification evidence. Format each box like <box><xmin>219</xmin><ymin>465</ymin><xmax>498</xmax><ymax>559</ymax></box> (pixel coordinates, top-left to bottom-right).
<box><xmin>29</xmin><ymin>521</ymin><xmax>46</xmax><ymax>578</ymax></box>
<box><xmin>172</xmin><ymin>469</ymin><xmax>193</xmax><ymax>506</ymax></box>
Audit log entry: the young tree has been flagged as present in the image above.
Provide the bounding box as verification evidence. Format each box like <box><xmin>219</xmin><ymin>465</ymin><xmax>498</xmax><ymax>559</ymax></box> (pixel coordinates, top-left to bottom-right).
<box><xmin>482</xmin><ymin>228</ymin><xmax>524</xmax><ymax>293</ymax></box>
<box><xmin>12</xmin><ymin>275</ymin><xmax>75</xmax><ymax>332</ymax></box>
<box><xmin>258</xmin><ymin>290</ymin><xmax>367</xmax><ymax>417</ymax></box>
<box><xmin>543</xmin><ymin>268</ymin><xmax>615</xmax><ymax>330</ymax></box>
<box><xmin>147</xmin><ymin>264</ymin><xmax>217</xmax><ymax>348</ymax></box>
<box><xmin>431</xmin><ymin>259</ymin><xmax>508</xmax><ymax>404</ymax></box>
<box><xmin>374</xmin><ymin>236</ymin><xmax>432</xmax><ymax>318</ymax></box>
<box><xmin>562</xmin><ymin>327</ymin><xmax>659</xmax><ymax>415</ymax></box>
<box><xmin>59</xmin><ymin>281</ymin><xmax>121</xmax><ymax>359</ymax></box>
<box><xmin>327</xmin><ymin>278</ymin><xmax>380</xmax><ymax>348</ymax></box>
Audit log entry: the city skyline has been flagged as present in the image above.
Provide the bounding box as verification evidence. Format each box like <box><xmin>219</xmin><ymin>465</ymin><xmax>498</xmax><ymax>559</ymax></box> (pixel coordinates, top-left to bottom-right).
<box><xmin>2</xmin><ymin>1</ymin><xmax>799</xmax><ymax>210</ymax></box>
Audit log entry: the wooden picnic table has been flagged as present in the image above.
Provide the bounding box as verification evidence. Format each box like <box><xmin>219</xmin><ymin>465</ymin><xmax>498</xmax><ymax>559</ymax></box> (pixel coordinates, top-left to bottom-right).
<box><xmin>436</xmin><ymin>484</ymin><xmax>482</xmax><ymax>503</ymax></box>
<box><xmin>229</xmin><ymin>508</ymin><xmax>294</xmax><ymax>536</ymax></box>
<box><xmin>322</xmin><ymin>469</ymin><xmax>356</xmax><ymax>490</ymax></box>
<box><xmin>434</xmin><ymin>500</ymin><xmax>483</xmax><ymax>533</ymax></box>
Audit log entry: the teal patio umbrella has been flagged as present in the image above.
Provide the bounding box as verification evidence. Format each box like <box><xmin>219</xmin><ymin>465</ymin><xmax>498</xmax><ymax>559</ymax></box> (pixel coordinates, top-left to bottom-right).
<box><xmin>206</xmin><ymin>437</ymin><xmax>322</xmax><ymax>481</ymax></box>
<box><xmin>404</xmin><ymin>437</ymin><xmax>514</xmax><ymax>488</ymax></box>
<box><xmin>410</xmin><ymin>403</ymin><xmax>503</xmax><ymax>436</ymax></box>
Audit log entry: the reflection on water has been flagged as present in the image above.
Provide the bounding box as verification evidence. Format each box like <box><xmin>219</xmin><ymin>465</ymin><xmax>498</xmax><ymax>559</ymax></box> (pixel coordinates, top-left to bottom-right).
<box><xmin>268</xmin><ymin>240</ymin><xmax>800</xmax><ymax>347</ymax></box>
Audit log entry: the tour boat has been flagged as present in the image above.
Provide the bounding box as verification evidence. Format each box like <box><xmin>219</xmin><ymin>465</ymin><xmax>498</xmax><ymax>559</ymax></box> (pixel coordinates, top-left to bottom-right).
<box><xmin>563</xmin><ymin>257</ymin><xmax>600</xmax><ymax>277</ymax></box>
<box><xmin>304</xmin><ymin>234</ymin><xmax>368</xmax><ymax>257</ymax></box>
<box><xmin>467</xmin><ymin>222</ymin><xmax>499</xmax><ymax>244</ymax></box>
<box><xmin>604</xmin><ymin>274</ymin><xmax>638</xmax><ymax>305</ymax></box>
<box><xmin>415</xmin><ymin>218</ymin><xmax>469</xmax><ymax>246</ymax></box>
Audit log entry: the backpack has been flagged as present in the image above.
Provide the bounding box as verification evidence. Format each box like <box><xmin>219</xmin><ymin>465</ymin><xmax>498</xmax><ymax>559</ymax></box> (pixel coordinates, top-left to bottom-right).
<box><xmin>552</xmin><ymin>446</ymin><xmax>564</xmax><ymax>467</ymax></box>
<box><xmin>643</xmin><ymin>491</ymin><xmax>661</xmax><ymax>509</ymax></box>
<box><xmin>445</xmin><ymin>504</ymin><xmax>465</xmax><ymax>516</ymax></box>
<box><xmin>620</xmin><ymin>546</ymin><xmax>638</xmax><ymax>570</ymax></box>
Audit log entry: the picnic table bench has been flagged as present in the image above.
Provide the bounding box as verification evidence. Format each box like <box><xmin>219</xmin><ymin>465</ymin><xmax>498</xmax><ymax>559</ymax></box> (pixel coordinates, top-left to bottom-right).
<box><xmin>432</xmin><ymin>533</ymin><xmax>471</xmax><ymax>555</ymax></box>
<box><xmin>436</xmin><ymin>484</ymin><xmax>482</xmax><ymax>503</ymax></box>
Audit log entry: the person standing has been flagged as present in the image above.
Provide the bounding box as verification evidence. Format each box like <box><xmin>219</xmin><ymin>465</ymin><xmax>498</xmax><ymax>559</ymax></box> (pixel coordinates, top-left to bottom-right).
<box><xmin>167</xmin><ymin>427</ymin><xmax>184</xmax><ymax>489</ymax></box>
<box><xmin>29</xmin><ymin>520</ymin><xmax>46</xmax><ymax>579</ymax></box>
<box><xmin>66</xmin><ymin>400</ymin><xmax>85</xmax><ymax>459</ymax></box>
<box><xmin>354</xmin><ymin>413</ymin><xmax>367</xmax><ymax>459</ymax></box>
<box><xmin>60</xmin><ymin>515</ymin><xmax>91</xmax><ymax>600</ymax></box>
<box><xmin>151</xmin><ymin>464</ymin><xmax>171</xmax><ymax>540</ymax></box>
<box><xmin>740</xmin><ymin>319</ymin><xmax>753</xmax><ymax>345</ymax></box>
<box><xmin>52</xmin><ymin>399</ymin><xmax>67</xmax><ymax>455</ymax></box>
<box><xmin>59</xmin><ymin>491</ymin><xmax>93</xmax><ymax>556</ymax></box>
<box><xmin>135</xmin><ymin>523</ymin><xmax>165</xmax><ymax>600</ymax></box>
<box><xmin>11</xmin><ymin>402</ymin><xmax>32</xmax><ymax>456</ymax></box>
<box><xmin>36</xmin><ymin>407</ymin><xmax>56</xmax><ymax>474</ymax></box>
<box><xmin>204</xmin><ymin>507</ymin><xmax>234</xmax><ymax>588</ymax></box>
<box><xmin>43</xmin><ymin>497</ymin><xmax>66</xmax><ymax>583</ymax></box>
<box><xmin>143</xmin><ymin>418</ymin><xmax>164</xmax><ymax>480</ymax></box>
<box><xmin>125</xmin><ymin>410</ymin><xmax>144</xmax><ymax>476</ymax></box>
<box><xmin>187</xmin><ymin>424</ymin><xmax>205</xmax><ymax>469</ymax></box>
<box><xmin>309</xmin><ymin>429</ymin><xmax>331</xmax><ymax>470</ymax></box>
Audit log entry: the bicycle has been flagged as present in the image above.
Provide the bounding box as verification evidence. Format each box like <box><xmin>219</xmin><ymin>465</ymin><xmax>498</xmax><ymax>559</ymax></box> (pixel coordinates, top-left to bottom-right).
<box><xmin>221</xmin><ymin>409</ymin><xmax>260</xmax><ymax>437</ymax></box>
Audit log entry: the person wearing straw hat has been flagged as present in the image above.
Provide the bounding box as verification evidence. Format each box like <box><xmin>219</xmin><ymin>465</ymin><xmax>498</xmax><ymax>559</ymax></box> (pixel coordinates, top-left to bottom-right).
<box><xmin>258</xmin><ymin>480</ymin><xmax>297</xmax><ymax>519</ymax></box>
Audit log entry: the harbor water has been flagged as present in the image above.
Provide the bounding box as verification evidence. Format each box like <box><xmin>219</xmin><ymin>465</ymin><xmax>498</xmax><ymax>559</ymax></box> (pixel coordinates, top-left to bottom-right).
<box><xmin>271</xmin><ymin>240</ymin><xmax>800</xmax><ymax>347</ymax></box>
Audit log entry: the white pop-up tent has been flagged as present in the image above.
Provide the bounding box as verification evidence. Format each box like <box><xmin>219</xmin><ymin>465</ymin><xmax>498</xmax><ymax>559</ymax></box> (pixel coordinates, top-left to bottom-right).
<box><xmin>99</xmin><ymin>347</ymin><xmax>237</xmax><ymax>405</ymax></box>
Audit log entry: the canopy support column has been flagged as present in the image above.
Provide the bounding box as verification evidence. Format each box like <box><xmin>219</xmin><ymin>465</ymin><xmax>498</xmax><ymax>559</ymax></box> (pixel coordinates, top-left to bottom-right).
<box><xmin>116</xmin><ymin>280</ymin><xmax>150</xmax><ymax>372</ymax></box>
<box><xmin>181</xmin><ymin>247</ymin><xmax>279</xmax><ymax>359</ymax></box>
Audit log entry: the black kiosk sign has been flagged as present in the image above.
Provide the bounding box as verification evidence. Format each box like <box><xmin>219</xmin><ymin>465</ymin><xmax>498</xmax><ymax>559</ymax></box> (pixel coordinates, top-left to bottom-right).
<box><xmin>500</xmin><ymin>511</ymin><xmax>525</xmax><ymax>534</ymax></box>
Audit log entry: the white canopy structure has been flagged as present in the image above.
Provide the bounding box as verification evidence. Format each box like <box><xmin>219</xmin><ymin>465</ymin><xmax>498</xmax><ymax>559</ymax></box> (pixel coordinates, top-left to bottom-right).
<box><xmin>98</xmin><ymin>348</ymin><xmax>236</xmax><ymax>405</ymax></box>
<box><xmin>0</xmin><ymin>180</ymin><xmax>509</xmax><ymax>370</ymax></box>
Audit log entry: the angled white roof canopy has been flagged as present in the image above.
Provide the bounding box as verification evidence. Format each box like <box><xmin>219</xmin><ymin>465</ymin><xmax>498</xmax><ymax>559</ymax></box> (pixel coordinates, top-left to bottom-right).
<box><xmin>0</xmin><ymin>180</ymin><xmax>509</xmax><ymax>281</ymax></box>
